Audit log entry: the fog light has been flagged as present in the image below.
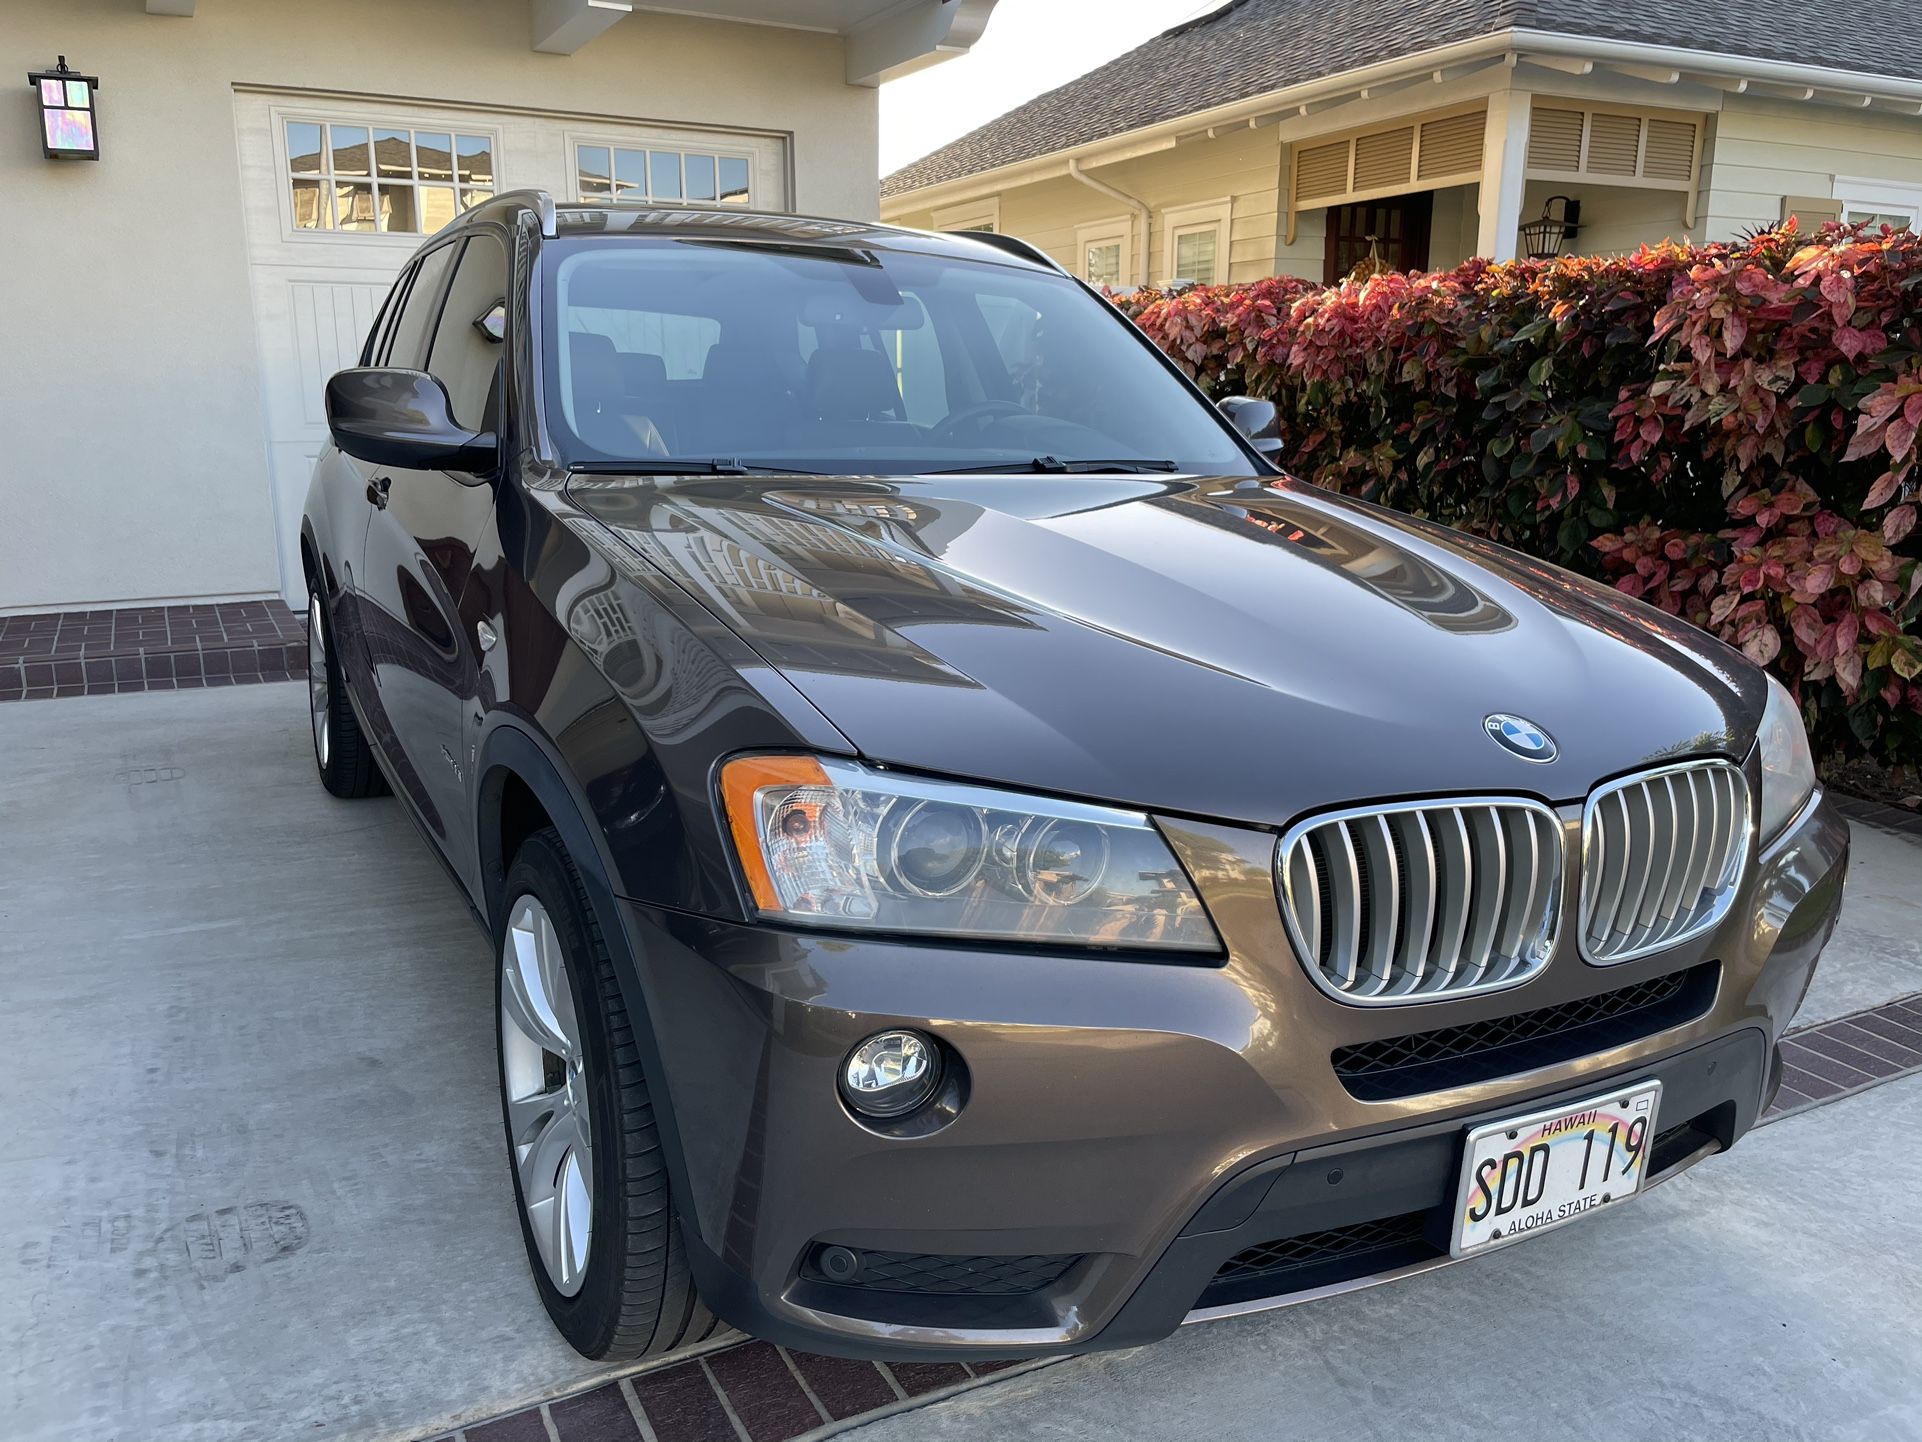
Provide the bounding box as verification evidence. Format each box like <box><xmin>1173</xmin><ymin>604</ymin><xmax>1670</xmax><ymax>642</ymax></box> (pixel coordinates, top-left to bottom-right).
<box><xmin>840</xmin><ymin>1030</ymin><xmax>941</xmax><ymax>1118</ymax></box>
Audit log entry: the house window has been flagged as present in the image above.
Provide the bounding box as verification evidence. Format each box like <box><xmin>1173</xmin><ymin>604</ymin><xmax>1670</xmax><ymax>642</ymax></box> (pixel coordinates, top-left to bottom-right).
<box><xmin>286</xmin><ymin>121</ymin><xmax>493</xmax><ymax>233</ymax></box>
<box><xmin>1160</xmin><ymin>198</ymin><xmax>1231</xmax><ymax>287</ymax></box>
<box><xmin>1833</xmin><ymin>176</ymin><xmax>1921</xmax><ymax>231</ymax></box>
<box><xmin>1172</xmin><ymin>227</ymin><xmax>1218</xmax><ymax>285</ymax></box>
<box><xmin>933</xmin><ymin>198</ymin><xmax>1001</xmax><ymax>234</ymax></box>
<box><xmin>577</xmin><ymin>144</ymin><xmax>752</xmax><ymax>205</ymax></box>
<box><xmin>1085</xmin><ymin>242</ymin><xmax>1123</xmax><ymax>287</ymax></box>
<box><xmin>1074</xmin><ymin>217</ymin><xmax>1132</xmax><ymax>289</ymax></box>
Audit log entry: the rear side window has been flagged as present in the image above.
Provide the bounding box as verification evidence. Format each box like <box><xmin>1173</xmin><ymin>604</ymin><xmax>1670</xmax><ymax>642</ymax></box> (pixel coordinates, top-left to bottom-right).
<box><xmin>428</xmin><ymin>233</ymin><xmax>509</xmax><ymax>431</ymax></box>
<box><xmin>382</xmin><ymin>242</ymin><xmax>457</xmax><ymax>369</ymax></box>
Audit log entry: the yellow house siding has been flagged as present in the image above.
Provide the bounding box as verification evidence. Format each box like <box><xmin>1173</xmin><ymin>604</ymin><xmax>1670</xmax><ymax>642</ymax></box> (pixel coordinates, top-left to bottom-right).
<box><xmin>882</xmin><ymin>125</ymin><xmax>1282</xmax><ymax>285</ymax></box>
<box><xmin>1521</xmin><ymin>179</ymin><xmax>1693</xmax><ymax>256</ymax></box>
<box><xmin>1698</xmin><ymin>95</ymin><xmax>1922</xmax><ymax>238</ymax></box>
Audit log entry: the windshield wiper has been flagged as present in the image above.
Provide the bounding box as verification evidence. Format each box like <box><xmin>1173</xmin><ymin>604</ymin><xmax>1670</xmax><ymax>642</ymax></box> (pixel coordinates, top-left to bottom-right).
<box><xmin>568</xmin><ymin>458</ymin><xmax>833</xmax><ymax>476</ymax></box>
<box><xmin>920</xmin><ymin>456</ymin><xmax>1182</xmax><ymax>476</ymax></box>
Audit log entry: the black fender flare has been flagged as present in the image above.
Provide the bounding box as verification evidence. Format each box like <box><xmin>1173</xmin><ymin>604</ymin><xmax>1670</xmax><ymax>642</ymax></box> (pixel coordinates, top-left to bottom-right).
<box><xmin>472</xmin><ymin>718</ymin><xmax>701</xmax><ymax>1242</ymax></box>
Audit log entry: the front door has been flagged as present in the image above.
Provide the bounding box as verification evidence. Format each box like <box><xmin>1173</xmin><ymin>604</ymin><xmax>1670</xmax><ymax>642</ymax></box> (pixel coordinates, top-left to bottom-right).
<box><xmin>1323</xmin><ymin>194</ymin><xmax>1434</xmax><ymax>282</ymax></box>
<box><xmin>354</xmin><ymin>233</ymin><xmax>507</xmax><ymax>890</ymax></box>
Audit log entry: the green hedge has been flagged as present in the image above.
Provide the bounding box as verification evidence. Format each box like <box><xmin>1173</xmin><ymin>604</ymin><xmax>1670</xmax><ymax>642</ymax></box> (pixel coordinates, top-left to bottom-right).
<box><xmin>1120</xmin><ymin>225</ymin><xmax>1922</xmax><ymax>768</ymax></box>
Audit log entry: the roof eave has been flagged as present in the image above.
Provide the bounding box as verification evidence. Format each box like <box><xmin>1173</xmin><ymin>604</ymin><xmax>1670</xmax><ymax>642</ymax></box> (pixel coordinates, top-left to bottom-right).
<box><xmin>880</xmin><ymin>26</ymin><xmax>1922</xmax><ymax>211</ymax></box>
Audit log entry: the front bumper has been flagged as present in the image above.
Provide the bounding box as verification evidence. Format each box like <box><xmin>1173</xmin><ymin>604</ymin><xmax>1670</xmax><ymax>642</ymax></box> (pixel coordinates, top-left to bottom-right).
<box><xmin>615</xmin><ymin>790</ymin><xmax>1848</xmax><ymax>1360</ymax></box>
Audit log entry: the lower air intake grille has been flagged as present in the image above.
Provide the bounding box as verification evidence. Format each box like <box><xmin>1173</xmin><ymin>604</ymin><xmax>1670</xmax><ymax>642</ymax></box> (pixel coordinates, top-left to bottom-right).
<box><xmin>1331</xmin><ymin>962</ymin><xmax>1719</xmax><ymax>1100</ymax></box>
<box><xmin>806</xmin><ymin>1248</ymin><xmax>1079</xmax><ymax>1296</ymax></box>
<box><xmin>1200</xmin><ymin>1212</ymin><xmax>1436</xmax><ymax>1308</ymax></box>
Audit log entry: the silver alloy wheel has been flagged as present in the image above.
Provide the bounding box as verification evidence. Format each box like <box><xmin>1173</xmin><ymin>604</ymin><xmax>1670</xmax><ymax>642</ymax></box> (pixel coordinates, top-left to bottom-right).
<box><xmin>307</xmin><ymin>593</ymin><xmax>330</xmax><ymax>770</ymax></box>
<box><xmin>500</xmin><ymin>894</ymin><xmax>595</xmax><ymax>1296</ymax></box>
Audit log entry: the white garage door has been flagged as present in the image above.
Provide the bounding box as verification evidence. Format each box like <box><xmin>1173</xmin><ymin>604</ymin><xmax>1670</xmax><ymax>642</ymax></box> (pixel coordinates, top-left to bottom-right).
<box><xmin>233</xmin><ymin>90</ymin><xmax>789</xmax><ymax>605</ymax></box>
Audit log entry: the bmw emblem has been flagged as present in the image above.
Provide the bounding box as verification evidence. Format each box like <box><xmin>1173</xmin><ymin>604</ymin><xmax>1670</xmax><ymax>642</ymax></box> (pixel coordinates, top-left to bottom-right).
<box><xmin>1484</xmin><ymin>713</ymin><xmax>1557</xmax><ymax>763</ymax></box>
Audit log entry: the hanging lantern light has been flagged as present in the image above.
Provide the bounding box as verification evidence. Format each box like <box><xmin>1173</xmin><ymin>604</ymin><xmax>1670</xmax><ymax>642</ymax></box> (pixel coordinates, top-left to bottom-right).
<box><xmin>27</xmin><ymin>56</ymin><xmax>101</xmax><ymax>161</ymax></box>
<box><xmin>1519</xmin><ymin>194</ymin><xmax>1581</xmax><ymax>260</ymax></box>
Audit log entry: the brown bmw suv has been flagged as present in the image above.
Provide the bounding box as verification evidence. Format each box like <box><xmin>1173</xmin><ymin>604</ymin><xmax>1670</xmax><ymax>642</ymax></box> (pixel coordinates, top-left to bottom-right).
<box><xmin>301</xmin><ymin>192</ymin><xmax>1849</xmax><ymax>1363</ymax></box>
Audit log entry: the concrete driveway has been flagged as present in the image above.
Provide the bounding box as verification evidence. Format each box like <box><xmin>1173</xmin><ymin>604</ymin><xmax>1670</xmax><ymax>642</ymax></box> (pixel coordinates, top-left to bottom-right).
<box><xmin>2</xmin><ymin>682</ymin><xmax>1917</xmax><ymax>1442</ymax></box>
<box><xmin>1</xmin><ymin>684</ymin><xmax>666</xmax><ymax>1442</ymax></box>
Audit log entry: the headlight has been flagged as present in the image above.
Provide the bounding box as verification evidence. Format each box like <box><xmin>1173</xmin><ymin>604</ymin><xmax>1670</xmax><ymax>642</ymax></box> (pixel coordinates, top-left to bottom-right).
<box><xmin>1756</xmin><ymin>674</ymin><xmax>1816</xmax><ymax>844</ymax></box>
<box><xmin>719</xmin><ymin>755</ymin><xmax>1221</xmax><ymax>952</ymax></box>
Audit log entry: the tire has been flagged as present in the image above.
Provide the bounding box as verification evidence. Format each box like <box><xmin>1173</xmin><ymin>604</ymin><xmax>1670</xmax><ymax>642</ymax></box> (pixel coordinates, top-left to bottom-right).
<box><xmin>496</xmin><ymin>827</ymin><xmax>720</xmax><ymax>1359</ymax></box>
<box><xmin>306</xmin><ymin>585</ymin><xmax>386</xmax><ymax>799</ymax></box>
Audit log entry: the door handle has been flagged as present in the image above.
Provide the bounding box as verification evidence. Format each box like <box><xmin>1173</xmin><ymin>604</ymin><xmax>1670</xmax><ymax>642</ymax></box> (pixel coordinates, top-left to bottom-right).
<box><xmin>366</xmin><ymin>475</ymin><xmax>392</xmax><ymax>509</ymax></box>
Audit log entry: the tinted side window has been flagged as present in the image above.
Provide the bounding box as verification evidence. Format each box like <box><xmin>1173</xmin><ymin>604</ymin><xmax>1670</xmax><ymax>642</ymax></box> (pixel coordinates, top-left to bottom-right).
<box><xmin>363</xmin><ymin>268</ymin><xmax>411</xmax><ymax>366</ymax></box>
<box><xmin>428</xmin><ymin>232</ymin><xmax>509</xmax><ymax>432</ymax></box>
<box><xmin>383</xmin><ymin>242</ymin><xmax>458</xmax><ymax>369</ymax></box>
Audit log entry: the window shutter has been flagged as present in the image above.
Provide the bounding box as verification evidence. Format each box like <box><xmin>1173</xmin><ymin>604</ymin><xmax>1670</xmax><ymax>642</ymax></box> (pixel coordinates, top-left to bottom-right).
<box><xmin>1296</xmin><ymin>140</ymin><xmax>1351</xmax><ymax>203</ymax></box>
<box><xmin>1526</xmin><ymin>109</ymin><xmax>1584</xmax><ymax>172</ymax></box>
<box><xmin>1353</xmin><ymin>126</ymin><xmax>1415</xmax><ymax>192</ymax></box>
<box><xmin>1642</xmin><ymin>119</ymin><xmax>1697</xmax><ymax>182</ymax></box>
<box><xmin>1585</xmin><ymin>112</ymin><xmax>1642</xmax><ymax>176</ymax></box>
<box><xmin>1416</xmin><ymin>110</ymin><xmax>1486</xmax><ymax>180</ymax></box>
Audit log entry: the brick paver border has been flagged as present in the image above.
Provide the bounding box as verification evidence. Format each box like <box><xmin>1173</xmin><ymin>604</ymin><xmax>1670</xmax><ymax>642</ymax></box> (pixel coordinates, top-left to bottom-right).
<box><xmin>430</xmin><ymin>994</ymin><xmax>1922</xmax><ymax>1442</ymax></box>
<box><xmin>0</xmin><ymin>602</ymin><xmax>306</xmax><ymax>701</ymax></box>
<box><xmin>1830</xmin><ymin>792</ymin><xmax>1922</xmax><ymax>839</ymax></box>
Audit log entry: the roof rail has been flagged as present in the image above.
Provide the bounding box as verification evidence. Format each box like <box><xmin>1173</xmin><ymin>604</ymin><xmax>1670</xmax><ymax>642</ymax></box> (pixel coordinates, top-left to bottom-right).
<box><xmin>491</xmin><ymin>187</ymin><xmax>559</xmax><ymax>237</ymax></box>
<box><xmin>946</xmin><ymin>229</ymin><xmax>1068</xmax><ymax>275</ymax></box>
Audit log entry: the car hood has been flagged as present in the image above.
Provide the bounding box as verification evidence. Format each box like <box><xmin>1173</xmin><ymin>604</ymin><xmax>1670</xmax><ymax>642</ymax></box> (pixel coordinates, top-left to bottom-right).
<box><xmin>567</xmin><ymin>473</ymin><xmax>1763</xmax><ymax>825</ymax></box>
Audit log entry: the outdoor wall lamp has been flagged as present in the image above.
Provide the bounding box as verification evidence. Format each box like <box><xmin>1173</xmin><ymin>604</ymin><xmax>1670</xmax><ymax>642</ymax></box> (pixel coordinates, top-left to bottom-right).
<box><xmin>1520</xmin><ymin>195</ymin><xmax>1581</xmax><ymax>259</ymax></box>
<box><xmin>27</xmin><ymin>57</ymin><xmax>100</xmax><ymax>161</ymax></box>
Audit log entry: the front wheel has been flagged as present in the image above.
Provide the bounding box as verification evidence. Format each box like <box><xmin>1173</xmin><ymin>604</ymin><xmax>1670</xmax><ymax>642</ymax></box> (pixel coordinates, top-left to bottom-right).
<box><xmin>306</xmin><ymin>586</ymin><xmax>385</xmax><ymax>798</ymax></box>
<box><xmin>496</xmin><ymin>828</ymin><xmax>719</xmax><ymax>1359</ymax></box>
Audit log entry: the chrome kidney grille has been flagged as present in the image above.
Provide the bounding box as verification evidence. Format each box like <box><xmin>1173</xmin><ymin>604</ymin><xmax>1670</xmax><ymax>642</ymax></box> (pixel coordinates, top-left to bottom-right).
<box><xmin>1580</xmin><ymin>760</ymin><xmax>1751</xmax><ymax>963</ymax></box>
<box><xmin>1276</xmin><ymin>800</ymin><xmax>1564</xmax><ymax>1005</ymax></box>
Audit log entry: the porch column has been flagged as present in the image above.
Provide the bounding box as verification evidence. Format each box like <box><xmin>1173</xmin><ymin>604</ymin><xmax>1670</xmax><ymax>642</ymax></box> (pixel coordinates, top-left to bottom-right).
<box><xmin>1477</xmin><ymin>89</ymin><xmax>1531</xmax><ymax>262</ymax></box>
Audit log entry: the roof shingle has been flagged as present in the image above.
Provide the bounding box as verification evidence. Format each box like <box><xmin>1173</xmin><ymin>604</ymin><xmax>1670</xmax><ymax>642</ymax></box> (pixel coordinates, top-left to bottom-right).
<box><xmin>882</xmin><ymin>0</ymin><xmax>1922</xmax><ymax>198</ymax></box>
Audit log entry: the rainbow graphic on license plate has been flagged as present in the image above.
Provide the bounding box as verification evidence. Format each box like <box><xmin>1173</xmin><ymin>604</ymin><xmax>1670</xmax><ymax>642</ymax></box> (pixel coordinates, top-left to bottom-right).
<box><xmin>1452</xmin><ymin>1081</ymin><xmax>1662</xmax><ymax>1256</ymax></box>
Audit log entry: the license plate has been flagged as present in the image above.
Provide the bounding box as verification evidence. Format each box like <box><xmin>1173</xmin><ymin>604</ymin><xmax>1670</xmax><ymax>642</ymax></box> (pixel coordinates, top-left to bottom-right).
<box><xmin>1450</xmin><ymin>1081</ymin><xmax>1662</xmax><ymax>1257</ymax></box>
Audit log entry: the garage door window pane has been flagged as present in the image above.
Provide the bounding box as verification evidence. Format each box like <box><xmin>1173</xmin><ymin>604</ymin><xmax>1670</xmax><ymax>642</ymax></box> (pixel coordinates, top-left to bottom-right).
<box><xmin>374</xmin><ymin>128</ymin><xmax>412</xmax><ymax>179</ymax></box>
<box><xmin>614</xmin><ymin>148</ymin><xmax>646</xmax><ymax>201</ymax></box>
<box><xmin>579</xmin><ymin>145</ymin><xmax>612</xmax><ymax>201</ymax></box>
<box><xmin>291</xmin><ymin>176</ymin><xmax>331</xmax><ymax>230</ymax></box>
<box><xmin>381</xmin><ymin>186</ymin><xmax>421</xmax><ymax>233</ymax></box>
<box><xmin>329</xmin><ymin>125</ymin><xmax>370</xmax><ymax>177</ymax></box>
<box><xmin>336</xmin><ymin>182</ymin><xmax>376</xmax><ymax>232</ymax></box>
<box><xmin>456</xmin><ymin>134</ymin><xmax>493</xmax><ymax>185</ymax></box>
<box><xmin>650</xmin><ymin>151</ymin><xmax>683</xmax><ymax>200</ymax></box>
<box><xmin>420</xmin><ymin>186</ymin><xmax>458</xmax><ymax>233</ymax></box>
<box><xmin>416</xmin><ymin>132</ymin><xmax>455</xmax><ymax>183</ymax></box>
<box><xmin>719</xmin><ymin>156</ymin><xmax>750</xmax><ymax>202</ymax></box>
<box><xmin>685</xmin><ymin>152</ymin><xmax>716</xmax><ymax>201</ymax></box>
<box><xmin>288</xmin><ymin>122</ymin><xmax>323</xmax><ymax>175</ymax></box>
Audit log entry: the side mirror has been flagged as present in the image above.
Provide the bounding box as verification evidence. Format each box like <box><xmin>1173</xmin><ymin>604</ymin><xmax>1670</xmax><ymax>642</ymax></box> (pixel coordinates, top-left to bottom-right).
<box><xmin>325</xmin><ymin>368</ymin><xmax>497</xmax><ymax>473</ymax></box>
<box><xmin>1218</xmin><ymin>395</ymin><xmax>1284</xmax><ymax>462</ymax></box>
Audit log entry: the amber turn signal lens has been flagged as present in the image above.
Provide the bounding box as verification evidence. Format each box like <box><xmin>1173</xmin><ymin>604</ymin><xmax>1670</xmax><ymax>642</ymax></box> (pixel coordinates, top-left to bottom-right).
<box><xmin>719</xmin><ymin>754</ymin><xmax>831</xmax><ymax>911</ymax></box>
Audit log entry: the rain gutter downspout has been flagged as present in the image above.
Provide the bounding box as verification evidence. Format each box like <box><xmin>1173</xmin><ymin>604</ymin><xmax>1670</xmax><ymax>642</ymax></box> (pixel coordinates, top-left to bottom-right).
<box><xmin>1068</xmin><ymin>157</ymin><xmax>1152</xmax><ymax>289</ymax></box>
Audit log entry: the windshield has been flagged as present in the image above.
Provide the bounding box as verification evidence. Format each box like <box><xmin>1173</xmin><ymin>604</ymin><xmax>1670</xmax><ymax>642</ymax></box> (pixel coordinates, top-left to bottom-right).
<box><xmin>539</xmin><ymin>236</ymin><xmax>1258</xmax><ymax>476</ymax></box>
